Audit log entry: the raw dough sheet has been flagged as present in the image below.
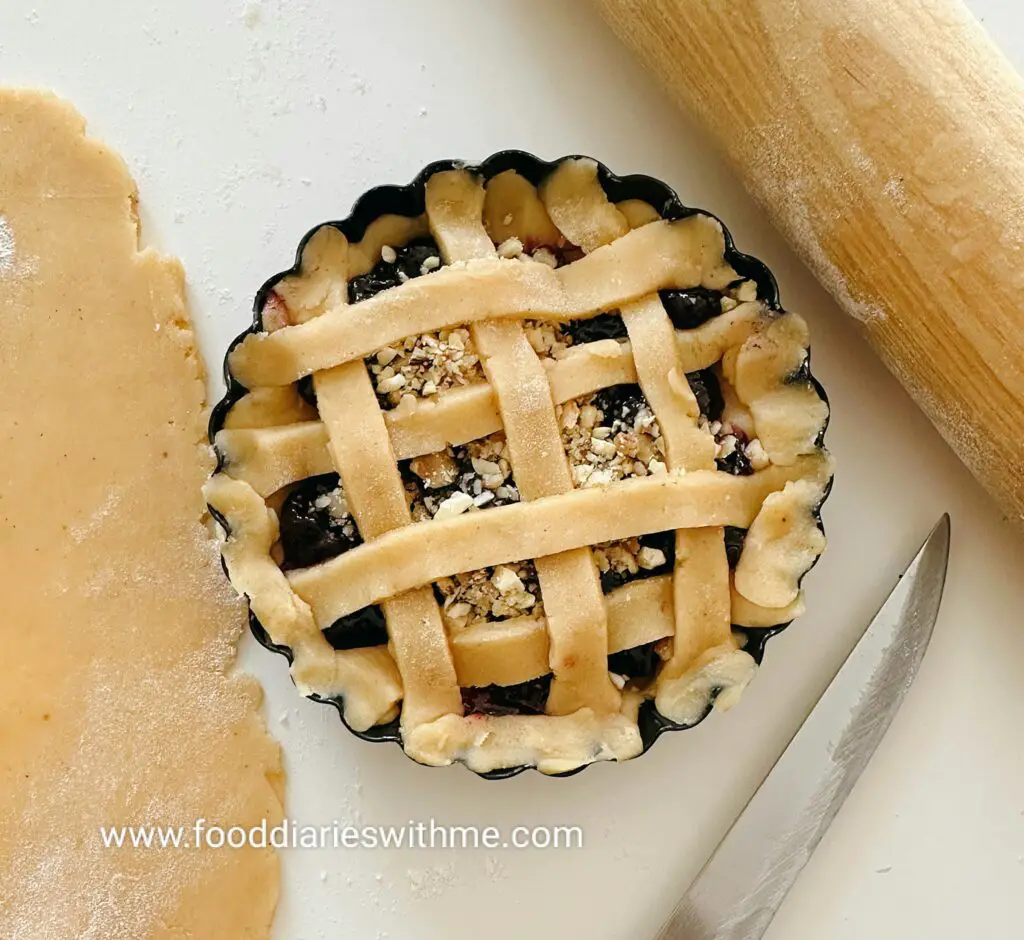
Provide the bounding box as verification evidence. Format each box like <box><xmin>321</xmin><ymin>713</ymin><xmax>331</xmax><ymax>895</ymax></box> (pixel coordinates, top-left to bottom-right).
<box><xmin>0</xmin><ymin>90</ymin><xmax>282</xmax><ymax>938</ymax></box>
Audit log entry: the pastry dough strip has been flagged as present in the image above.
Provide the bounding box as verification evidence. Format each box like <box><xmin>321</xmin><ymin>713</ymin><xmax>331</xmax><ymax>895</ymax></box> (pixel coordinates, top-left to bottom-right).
<box><xmin>449</xmin><ymin>576</ymin><xmax>804</xmax><ymax>688</ymax></box>
<box><xmin>216</xmin><ymin>303</ymin><xmax>765</xmax><ymax>495</ymax></box>
<box><xmin>542</xmin><ymin>160</ymin><xmax>743</xmax><ymax>719</ymax></box>
<box><xmin>426</xmin><ymin>169</ymin><xmax>619</xmax><ymax>716</ymax></box>
<box><xmin>228</xmin><ymin>214</ymin><xmax>738</xmax><ymax>387</ymax></box>
<box><xmin>287</xmin><ymin>457</ymin><xmax>830</xmax><ymax>627</ymax></box>
<box><xmin>287</xmin><ymin>228</ymin><xmax>462</xmax><ymax>730</ymax></box>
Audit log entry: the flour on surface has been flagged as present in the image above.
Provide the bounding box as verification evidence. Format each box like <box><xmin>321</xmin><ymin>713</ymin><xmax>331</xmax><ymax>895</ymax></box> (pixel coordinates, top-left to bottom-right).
<box><xmin>0</xmin><ymin>214</ymin><xmax>39</xmax><ymax>283</ymax></box>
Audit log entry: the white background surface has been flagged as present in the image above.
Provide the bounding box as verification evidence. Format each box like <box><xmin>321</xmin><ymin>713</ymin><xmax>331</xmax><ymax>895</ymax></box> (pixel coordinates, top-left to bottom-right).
<box><xmin>3</xmin><ymin>2</ymin><xmax>1023</xmax><ymax>938</ymax></box>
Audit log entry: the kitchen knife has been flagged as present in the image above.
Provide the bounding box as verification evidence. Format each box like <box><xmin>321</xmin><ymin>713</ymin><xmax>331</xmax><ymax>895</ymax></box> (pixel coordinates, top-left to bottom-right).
<box><xmin>655</xmin><ymin>514</ymin><xmax>950</xmax><ymax>940</ymax></box>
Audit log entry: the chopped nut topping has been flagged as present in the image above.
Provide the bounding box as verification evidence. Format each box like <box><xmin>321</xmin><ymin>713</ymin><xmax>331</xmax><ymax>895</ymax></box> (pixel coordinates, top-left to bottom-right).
<box><xmin>367</xmin><ymin>327</ymin><xmax>484</xmax><ymax>408</ymax></box>
<box><xmin>408</xmin><ymin>451</ymin><xmax>460</xmax><ymax>490</ymax></box>
<box><xmin>636</xmin><ymin>546</ymin><xmax>667</xmax><ymax>569</ymax></box>
<box><xmin>592</xmin><ymin>536</ymin><xmax>670</xmax><ymax>581</ymax></box>
<box><xmin>731</xmin><ymin>279</ymin><xmax>758</xmax><ymax>303</ymax></box>
<box><xmin>497</xmin><ymin>236</ymin><xmax>524</xmax><ymax>259</ymax></box>
<box><xmin>406</xmin><ymin>432</ymin><xmax>519</xmax><ymax>523</ymax></box>
<box><xmin>437</xmin><ymin>562</ymin><xmax>543</xmax><ymax>629</ymax></box>
<box><xmin>521</xmin><ymin>319</ymin><xmax>571</xmax><ymax>361</ymax></box>
<box><xmin>530</xmin><ymin>247</ymin><xmax>559</xmax><ymax>269</ymax></box>
<box><xmin>309</xmin><ymin>485</ymin><xmax>358</xmax><ymax>540</ymax></box>
<box><xmin>433</xmin><ymin>491</ymin><xmax>475</xmax><ymax>519</ymax></box>
<box><xmin>559</xmin><ymin>391</ymin><xmax>666</xmax><ymax>487</ymax></box>
<box><xmin>744</xmin><ymin>437</ymin><xmax>770</xmax><ymax>470</ymax></box>
<box><xmin>380</xmin><ymin>244</ymin><xmax>397</xmax><ymax>264</ymax></box>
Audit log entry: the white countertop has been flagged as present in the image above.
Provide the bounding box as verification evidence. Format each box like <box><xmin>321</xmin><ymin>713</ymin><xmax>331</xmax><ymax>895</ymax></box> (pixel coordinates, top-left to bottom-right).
<box><xmin>3</xmin><ymin>2</ymin><xmax>1022</xmax><ymax>937</ymax></box>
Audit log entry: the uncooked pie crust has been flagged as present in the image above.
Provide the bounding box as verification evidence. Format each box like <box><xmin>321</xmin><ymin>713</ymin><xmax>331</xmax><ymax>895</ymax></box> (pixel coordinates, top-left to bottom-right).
<box><xmin>0</xmin><ymin>90</ymin><xmax>282</xmax><ymax>936</ymax></box>
<box><xmin>207</xmin><ymin>157</ymin><xmax>833</xmax><ymax>775</ymax></box>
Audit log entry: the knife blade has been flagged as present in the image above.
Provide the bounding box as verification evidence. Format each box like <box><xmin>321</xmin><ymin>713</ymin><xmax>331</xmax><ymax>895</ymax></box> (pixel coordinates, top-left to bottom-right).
<box><xmin>656</xmin><ymin>514</ymin><xmax>950</xmax><ymax>940</ymax></box>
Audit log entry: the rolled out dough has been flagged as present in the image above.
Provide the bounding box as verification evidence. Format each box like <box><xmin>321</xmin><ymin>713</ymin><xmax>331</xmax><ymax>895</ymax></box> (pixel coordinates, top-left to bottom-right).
<box><xmin>0</xmin><ymin>90</ymin><xmax>283</xmax><ymax>938</ymax></box>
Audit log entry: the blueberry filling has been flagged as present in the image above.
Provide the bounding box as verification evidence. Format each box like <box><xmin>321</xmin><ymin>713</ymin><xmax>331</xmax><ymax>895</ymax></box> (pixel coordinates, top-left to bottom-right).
<box><xmin>323</xmin><ymin>605</ymin><xmax>389</xmax><ymax>651</ymax></box>
<box><xmin>348</xmin><ymin>237</ymin><xmax>442</xmax><ymax>304</ymax></box>
<box><xmin>462</xmin><ymin>675</ymin><xmax>552</xmax><ymax>717</ymax></box>
<box><xmin>279</xmin><ymin>473</ymin><xmax>362</xmax><ymax>569</ymax></box>
<box><xmin>659</xmin><ymin>287</ymin><xmax>723</xmax><ymax>330</ymax></box>
<box><xmin>716</xmin><ymin>431</ymin><xmax>754</xmax><ymax>476</ymax></box>
<box><xmin>296</xmin><ymin>375</ymin><xmax>317</xmax><ymax>408</ymax></box>
<box><xmin>724</xmin><ymin>526</ymin><xmax>747</xmax><ymax>569</ymax></box>
<box><xmin>591</xmin><ymin>383</ymin><xmax>649</xmax><ymax>431</ymax></box>
<box><xmin>687</xmin><ymin>368</ymin><xmax>724</xmax><ymax>422</ymax></box>
<box><xmin>608</xmin><ymin>642</ymin><xmax>661</xmax><ymax>681</ymax></box>
<box><xmin>565</xmin><ymin>312</ymin><xmax>629</xmax><ymax>345</ymax></box>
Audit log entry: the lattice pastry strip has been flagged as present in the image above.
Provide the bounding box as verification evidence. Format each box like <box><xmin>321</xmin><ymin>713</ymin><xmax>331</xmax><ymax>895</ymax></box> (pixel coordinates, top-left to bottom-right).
<box><xmin>540</xmin><ymin>158</ymin><xmax>746</xmax><ymax>722</ymax></box>
<box><xmin>287</xmin><ymin>229</ymin><xmax>463</xmax><ymax>731</ymax></box>
<box><xmin>216</xmin><ymin>302</ymin><xmax>767</xmax><ymax>496</ymax></box>
<box><xmin>424</xmin><ymin>168</ymin><xmax>620</xmax><ymax>718</ymax></box>
<box><xmin>207</xmin><ymin>155</ymin><xmax>833</xmax><ymax>774</ymax></box>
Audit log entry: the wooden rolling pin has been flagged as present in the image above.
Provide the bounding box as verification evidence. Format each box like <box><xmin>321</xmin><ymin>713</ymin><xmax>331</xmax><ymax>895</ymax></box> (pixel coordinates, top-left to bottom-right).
<box><xmin>594</xmin><ymin>0</ymin><xmax>1024</xmax><ymax>529</ymax></box>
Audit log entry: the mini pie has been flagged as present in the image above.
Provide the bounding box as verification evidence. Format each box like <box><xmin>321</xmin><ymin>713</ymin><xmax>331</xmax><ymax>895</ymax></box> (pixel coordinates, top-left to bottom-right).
<box><xmin>205</xmin><ymin>153</ymin><xmax>834</xmax><ymax>776</ymax></box>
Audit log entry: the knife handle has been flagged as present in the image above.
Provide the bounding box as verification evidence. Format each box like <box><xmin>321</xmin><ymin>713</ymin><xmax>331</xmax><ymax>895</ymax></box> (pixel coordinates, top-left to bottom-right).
<box><xmin>594</xmin><ymin>0</ymin><xmax>1024</xmax><ymax>530</ymax></box>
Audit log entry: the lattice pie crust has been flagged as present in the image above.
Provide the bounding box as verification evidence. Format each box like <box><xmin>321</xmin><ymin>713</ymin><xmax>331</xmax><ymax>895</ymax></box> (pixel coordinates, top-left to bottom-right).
<box><xmin>205</xmin><ymin>158</ymin><xmax>833</xmax><ymax>775</ymax></box>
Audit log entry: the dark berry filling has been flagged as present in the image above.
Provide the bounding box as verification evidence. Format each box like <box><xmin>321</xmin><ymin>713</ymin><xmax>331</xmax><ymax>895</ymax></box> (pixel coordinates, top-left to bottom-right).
<box><xmin>608</xmin><ymin>642</ymin><xmax>661</xmax><ymax>681</ymax></box>
<box><xmin>323</xmin><ymin>605</ymin><xmax>389</xmax><ymax>650</ymax></box>
<box><xmin>297</xmin><ymin>375</ymin><xmax>317</xmax><ymax>408</ymax></box>
<box><xmin>279</xmin><ymin>474</ymin><xmax>362</xmax><ymax>569</ymax></box>
<box><xmin>591</xmin><ymin>383</ymin><xmax>649</xmax><ymax>430</ymax></box>
<box><xmin>724</xmin><ymin>526</ymin><xmax>747</xmax><ymax>569</ymax></box>
<box><xmin>348</xmin><ymin>237</ymin><xmax>442</xmax><ymax>304</ymax></box>
<box><xmin>565</xmin><ymin>312</ymin><xmax>629</xmax><ymax>345</ymax></box>
<box><xmin>660</xmin><ymin>287</ymin><xmax>723</xmax><ymax>330</ymax></box>
<box><xmin>462</xmin><ymin>675</ymin><xmax>552</xmax><ymax>717</ymax></box>
<box><xmin>716</xmin><ymin>430</ymin><xmax>754</xmax><ymax>476</ymax></box>
<box><xmin>687</xmin><ymin>368</ymin><xmax>724</xmax><ymax>422</ymax></box>
<box><xmin>555</xmin><ymin>244</ymin><xmax>585</xmax><ymax>266</ymax></box>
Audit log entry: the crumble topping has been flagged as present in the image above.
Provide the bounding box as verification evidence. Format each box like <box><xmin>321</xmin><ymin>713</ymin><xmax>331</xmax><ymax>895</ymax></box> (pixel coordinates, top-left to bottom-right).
<box><xmin>592</xmin><ymin>537</ymin><xmax>667</xmax><ymax>579</ymax></box>
<box><xmin>497</xmin><ymin>236</ymin><xmax>524</xmax><ymax>259</ymax></box>
<box><xmin>437</xmin><ymin>562</ymin><xmax>543</xmax><ymax>628</ymax></box>
<box><xmin>558</xmin><ymin>391</ymin><xmax>666</xmax><ymax>488</ymax></box>
<box><xmin>720</xmin><ymin>278</ymin><xmax>759</xmax><ymax>313</ymax></box>
<box><xmin>406</xmin><ymin>432</ymin><xmax>520</xmax><ymax>522</ymax></box>
<box><xmin>530</xmin><ymin>247</ymin><xmax>559</xmax><ymax>269</ymax></box>
<box><xmin>522</xmin><ymin>319</ymin><xmax>572</xmax><ymax>361</ymax></box>
<box><xmin>367</xmin><ymin>328</ymin><xmax>484</xmax><ymax>408</ymax></box>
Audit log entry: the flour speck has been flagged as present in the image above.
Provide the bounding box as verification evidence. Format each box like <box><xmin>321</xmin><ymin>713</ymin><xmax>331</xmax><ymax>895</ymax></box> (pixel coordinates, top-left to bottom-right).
<box><xmin>0</xmin><ymin>215</ymin><xmax>17</xmax><ymax>276</ymax></box>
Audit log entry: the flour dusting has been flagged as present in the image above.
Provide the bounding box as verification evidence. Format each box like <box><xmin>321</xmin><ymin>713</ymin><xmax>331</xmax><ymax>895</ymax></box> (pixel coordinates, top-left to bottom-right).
<box><xmin>0</xmin><ymin>215</ymin><xmax>16</xmax><ymax>275</ymax></box>
<box><xmin>0</xmin><ymin>214</ymin><xmax>38</xmax><ymax>282</ymax></box>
